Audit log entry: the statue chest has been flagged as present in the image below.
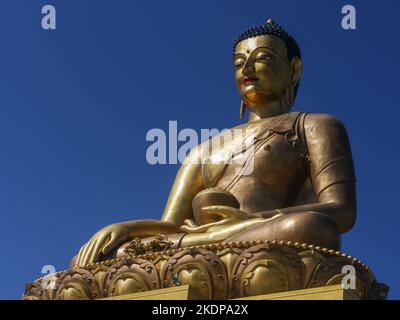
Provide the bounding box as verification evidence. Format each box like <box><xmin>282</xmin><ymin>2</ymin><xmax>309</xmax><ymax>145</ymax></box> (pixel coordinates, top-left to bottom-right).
<box><xmin>203</xmin><ymin>133</ymin><xmax>307</xmax><ymax>185</ymax></box>
<box><xmin>201</xmin><ymin>112</ymin><xmax>309</xmax><ymax>211</ymax></box>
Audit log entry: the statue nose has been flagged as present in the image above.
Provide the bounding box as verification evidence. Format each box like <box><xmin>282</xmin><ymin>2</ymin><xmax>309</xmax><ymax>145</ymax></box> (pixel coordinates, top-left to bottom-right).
<box><xmin>242</xmin><ymin>59</ymin><xmax>255</xmax><ymax>75</ymax></box>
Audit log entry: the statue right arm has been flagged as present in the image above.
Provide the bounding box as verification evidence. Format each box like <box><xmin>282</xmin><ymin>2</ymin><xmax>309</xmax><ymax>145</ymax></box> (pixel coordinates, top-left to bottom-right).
<box><xmin>161</xmin><ymin>145</ymin><xmax>205</xmax><ymax>226</ymax></box>
<box><xmin>74</xmin><ymin>145</ymin><xmax>204</xmax><ymax>267</ymax></box>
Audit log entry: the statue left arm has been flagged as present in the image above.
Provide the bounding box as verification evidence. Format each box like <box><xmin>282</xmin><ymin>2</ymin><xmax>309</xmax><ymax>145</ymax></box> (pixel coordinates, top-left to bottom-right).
<box><xmin>253</xmin><ymin>113</ymin><xmax>356</xmax><ymax>233</ymax></box>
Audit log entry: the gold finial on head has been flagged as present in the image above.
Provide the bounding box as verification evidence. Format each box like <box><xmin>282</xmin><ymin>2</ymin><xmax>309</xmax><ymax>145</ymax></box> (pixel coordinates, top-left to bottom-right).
<box><xmin>266</xmin><ymin>18</ymin><xmax>275</xmax><ymax>25</ymax></box>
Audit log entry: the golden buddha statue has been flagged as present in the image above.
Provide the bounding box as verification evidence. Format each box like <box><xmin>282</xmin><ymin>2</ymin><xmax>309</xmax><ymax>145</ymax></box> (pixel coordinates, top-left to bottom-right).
<box><xmin>72</xmin><ymin>19</ymin><xmax>356</xmax><ymax>269</ymax></box>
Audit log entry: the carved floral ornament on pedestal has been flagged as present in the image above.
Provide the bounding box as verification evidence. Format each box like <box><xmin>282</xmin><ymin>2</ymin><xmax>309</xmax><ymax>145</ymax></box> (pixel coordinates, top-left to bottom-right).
<box><xmin>24</xmin><ymin>240</ymin><xmax>388</xmax><ymax>300</ymax></box>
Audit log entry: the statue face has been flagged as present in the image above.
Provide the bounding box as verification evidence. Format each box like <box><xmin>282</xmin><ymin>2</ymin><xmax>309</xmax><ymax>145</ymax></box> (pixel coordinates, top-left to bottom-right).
<box><xmin>234</xmin><ymin>35</ymin><xmax>300</xmax><ymax>109</ymax></box>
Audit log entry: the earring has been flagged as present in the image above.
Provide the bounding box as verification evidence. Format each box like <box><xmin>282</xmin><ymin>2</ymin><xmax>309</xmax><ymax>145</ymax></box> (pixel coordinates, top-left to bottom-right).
<box><xmin>285</xmin><ymin>85</ymin><xmax>294</xmax><ymax>107</ymax></box>
<box><xmin>240</xmin><ymin>101</ymin><xmax>246</xmax><ymax>119</ymax></box>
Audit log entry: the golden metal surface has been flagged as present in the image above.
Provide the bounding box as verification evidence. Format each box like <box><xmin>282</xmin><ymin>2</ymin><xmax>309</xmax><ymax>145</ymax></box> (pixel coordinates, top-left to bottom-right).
<box><xmin>101</xmin><ymin>284</ymin><xmax>358</xmax><ymax>300</ymax></box>
<box><xmin>23</xmin><ymin>241</ymin><xmax>388</xmax><ymax>300</ymax></box>
<box><xmin>235</xmin><ymin>284</ymin><xmax>359</xmax><ymax>300</ymax></box>
<box><xmin>70</xmin><ymin>20</ymin><xmax>357</xmax><ymax>268</ymax></box>
<box><xmin>100</xmin><ymin>285</ymin><xmax>197</xmax><ymax>300</ymax></box>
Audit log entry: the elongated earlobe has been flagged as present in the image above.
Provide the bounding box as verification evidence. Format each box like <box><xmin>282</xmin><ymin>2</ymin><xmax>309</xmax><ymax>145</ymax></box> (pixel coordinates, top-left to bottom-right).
<box><xmin>240</xmin><ymin>101</ymin><xmax>246</xmax><ymax>119</ymax></box>
<box><xmin>285</xmin><ymin>85</ymin><xmax>295</xmax><ymax>107</ymax></box>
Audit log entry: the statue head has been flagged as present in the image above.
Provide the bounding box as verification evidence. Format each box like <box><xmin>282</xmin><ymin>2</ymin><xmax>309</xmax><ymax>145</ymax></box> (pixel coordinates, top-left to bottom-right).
<box><xmin>233</xmin><ymin>19</ymin><xmax>302</xmax><ymax>117</ymax></box>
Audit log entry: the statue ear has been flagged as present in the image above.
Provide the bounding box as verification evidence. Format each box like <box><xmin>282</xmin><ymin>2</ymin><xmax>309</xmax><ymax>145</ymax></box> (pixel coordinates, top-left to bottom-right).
<box><xmin>290</xmin><ymin>57</ymin><xmax>302</xmax><ymax>87</ymax></box>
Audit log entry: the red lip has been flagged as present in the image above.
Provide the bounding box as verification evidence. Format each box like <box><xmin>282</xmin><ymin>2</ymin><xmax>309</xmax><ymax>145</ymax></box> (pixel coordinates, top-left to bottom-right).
<box><xmin>243</xmin><ymin>76</ymin><xmax>259</xmax><ymax>85</ymax></box>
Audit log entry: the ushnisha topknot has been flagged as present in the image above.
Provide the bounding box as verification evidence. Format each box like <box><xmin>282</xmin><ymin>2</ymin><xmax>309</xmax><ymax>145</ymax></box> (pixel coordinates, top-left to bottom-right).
<box><xmin>233</xmin><ymin>18</ymin><xmax>301</xmax><ymax>61</ymax></box>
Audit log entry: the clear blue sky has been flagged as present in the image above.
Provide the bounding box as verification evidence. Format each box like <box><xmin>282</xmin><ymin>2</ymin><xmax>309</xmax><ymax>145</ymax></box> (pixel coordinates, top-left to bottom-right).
<box><xmin>0</xmin><ymin>0</ymin><xmax>399</xmax><ymax>299</ymax></box>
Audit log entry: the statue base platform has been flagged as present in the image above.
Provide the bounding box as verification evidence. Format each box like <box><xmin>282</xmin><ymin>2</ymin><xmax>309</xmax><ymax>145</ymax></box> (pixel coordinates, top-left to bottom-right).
<box><xmin>23</xmin><ymin>240</ymin><xmax>389</xmax><ymax>300</ymax></box>
<box><xmin>101</xmin><ymin>284</ymin><xmax>359</xmax><ymax>300</ymax></box>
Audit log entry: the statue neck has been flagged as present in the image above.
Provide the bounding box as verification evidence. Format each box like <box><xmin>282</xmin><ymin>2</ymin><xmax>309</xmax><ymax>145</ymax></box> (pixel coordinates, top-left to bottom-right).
<box><xmin>247</xmin><ymin>101</ymin><xmax>289</xmax><ymax>123</ymax></box>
